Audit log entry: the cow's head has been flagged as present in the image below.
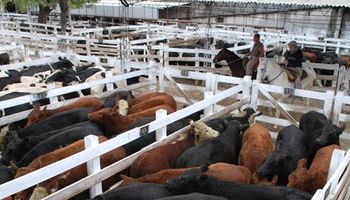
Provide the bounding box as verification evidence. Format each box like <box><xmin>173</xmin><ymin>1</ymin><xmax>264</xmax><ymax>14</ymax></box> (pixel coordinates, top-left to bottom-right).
<box><xmin>256</xmin><ymin>149</ymin><xmax>292</xmax><ymax>180</ymax></box>
<box><xmin>1</xmin><ymin>134</ymin><xmax>23</xmax><ymax>164</ymax></box>
<box><xmin>287</xmin><ymin>159</ymin><xmax>313</xmax><ymax>192</ymax></box>
<box><xmin>88</xmin><ymin>108</ymin><xmax>121</xmax><ymax>137</ymax></box>
<box><xmin>166</xmin><ymin>164</ymin><xmax>209</xmax><ymax>194</ymax></box>
<box><xmin>314</xmin><ymin>123</ymin><xmax>345</xmax><ymax>146</ymax></box>
<box><xmin>26</xmin><ymin>105</ymin><xmax>48</xmax><ymax>127</ymax></box>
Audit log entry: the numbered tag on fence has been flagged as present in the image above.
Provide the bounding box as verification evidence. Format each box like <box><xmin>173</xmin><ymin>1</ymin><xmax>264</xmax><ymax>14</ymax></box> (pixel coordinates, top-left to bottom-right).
<box><xmin>284</xmin><ymin>88</ymin><xmax>295</xmax><ymax>95</ymax></box>
<box><xmin>140</xmin><ymin>125</ymin><xmax>149</xmax><ymax>136</ymax></box>
<box><xmin>181</xmin><ymin>70</ymin><xmax>189</xmax><ymax>77</ymax></box>
<box><xmin>100</xmin><ymin>58</ymin><xmax>108</xmax><ymax>63</ymax></box>
<box><xmin>31</xmin><ymin>91</ymin><xmax>48</xmax><ymax>101</ymax></box>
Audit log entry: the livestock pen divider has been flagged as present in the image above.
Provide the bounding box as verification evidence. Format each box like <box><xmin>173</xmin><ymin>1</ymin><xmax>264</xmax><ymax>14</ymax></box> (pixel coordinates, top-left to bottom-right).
<box><xmin>0</xmin><ymin>67</ymin><xmax>251</xmax><ymax>199</ymax></box>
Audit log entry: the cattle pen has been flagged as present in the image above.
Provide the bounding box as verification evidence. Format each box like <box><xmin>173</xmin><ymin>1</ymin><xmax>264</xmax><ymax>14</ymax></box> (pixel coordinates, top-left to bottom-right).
<box><xmin>1</xmin><ymin>0</ymin><xmax>350</xmax><ymax>199</ymax></box>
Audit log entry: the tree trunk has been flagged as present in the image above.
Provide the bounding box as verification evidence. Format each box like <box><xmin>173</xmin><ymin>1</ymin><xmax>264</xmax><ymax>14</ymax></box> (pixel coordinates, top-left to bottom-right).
<box><xmin>38</xmin><ymin>5</ymin><xmax>51</xmax><ymax>24</ymax></box>
<box><xmin>59</xmin><ymin>0</ymin><xmax>68</xmax><ymax>34</ymax></box>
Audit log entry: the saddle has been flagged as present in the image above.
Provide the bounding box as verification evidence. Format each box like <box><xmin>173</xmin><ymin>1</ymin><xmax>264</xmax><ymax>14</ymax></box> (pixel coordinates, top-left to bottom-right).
<box><xmin>243</xmin><ymin>57</ymin><xmax>259</xmax><ymax>72</ymax></box>
<box><xmin>285</xmin><ymin>68</ymin><xmax>308</xmax><ymax>82</ymax></box>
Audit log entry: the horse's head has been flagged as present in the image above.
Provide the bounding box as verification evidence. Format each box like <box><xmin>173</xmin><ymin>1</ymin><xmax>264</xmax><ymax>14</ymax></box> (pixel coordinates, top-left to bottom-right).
<box><xmin>256</xmin><ymin>58</ymin><xmax>270</xmax><ymax>82</ymax></box>
<box><xmin>213</xmin><ymin>45</ymin><xmax>240</xmax><ymax>64</ymax></box>
<box><xmin>213</xmin><ymin>47</ymin><xmax>227</xmax><ymax>64</ymax></box>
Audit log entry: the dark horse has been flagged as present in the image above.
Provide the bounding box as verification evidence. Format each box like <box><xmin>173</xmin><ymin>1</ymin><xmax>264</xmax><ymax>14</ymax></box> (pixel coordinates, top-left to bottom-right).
<box><xmin>213</xmin><ymin>46</ymin><xmax>257</xmax><ymax>80</ymax></box>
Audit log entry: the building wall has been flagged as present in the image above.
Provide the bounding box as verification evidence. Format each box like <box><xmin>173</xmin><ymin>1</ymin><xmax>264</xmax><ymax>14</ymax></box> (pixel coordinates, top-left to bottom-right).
<box><xmin>340</xmin><ymin>8</ymin><xmax>350</xmax><ymax>39</ymax></box>
<box><xmin>185</xmin><ymin>7</ymin><xmax>348</xmax><ymax>39</ymax></box>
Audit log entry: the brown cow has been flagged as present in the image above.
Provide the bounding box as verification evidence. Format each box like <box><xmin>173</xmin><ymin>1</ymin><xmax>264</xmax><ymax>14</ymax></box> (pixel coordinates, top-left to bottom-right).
<box><xmin>129</xmin><ymin>133</ymin><xmax>194</xmax><ymax>178</ymax></box>
<box><xmin>89</xmin><ymin>104</ymin><xmax>176</xmax><ymax>135</ymax></box>
<box><xmin>129</xmin><ymin>92</ymin><xmax>166</xmax><ymax>107</ymax></box>
<box><xmin>122</xmin><ymin>163</ymin><xmax>251</xmax><ymax>186</ymax></box>
<box><xmin>287</xmin><ymin>144</ymin><xmax>340</xmax><ymax>193</ymax></box>
<box><xmin>26</xmin><ymin>97</ymin><xmax>103</xmax><ymax>127</ymax></box>
<box><xmin>240</xmin><ymin>123</ymin><xmax>274</xmax><ymax>174</ymax></box>
<box><xmin>14</xmin><ymin>136</ymin><xmax>107</xmax><ymax>200</ymax></box>
<box><xmin>31</xmin><ymin>145</ymin><xmax>128</xmax><ymax>199</ymax></box>
<box><xmin>128</xmin><ymin>95</ymin><xmax>177</xmax><ymax>114</ymax></box>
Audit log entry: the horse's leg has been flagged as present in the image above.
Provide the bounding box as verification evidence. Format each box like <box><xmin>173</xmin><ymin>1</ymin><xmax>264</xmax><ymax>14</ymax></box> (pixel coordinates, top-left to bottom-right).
<box><xmin>273</xmin><ymin>96</ymin><xmax>284</xmax><ymax>130</ymax></box>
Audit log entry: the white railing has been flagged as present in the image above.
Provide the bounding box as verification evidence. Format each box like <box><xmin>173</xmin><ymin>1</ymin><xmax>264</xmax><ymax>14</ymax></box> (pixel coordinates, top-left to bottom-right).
<box><xmin>0</xmin><ymin>68</ymin><xmax>250</xmax><ymax>199</ymax></box>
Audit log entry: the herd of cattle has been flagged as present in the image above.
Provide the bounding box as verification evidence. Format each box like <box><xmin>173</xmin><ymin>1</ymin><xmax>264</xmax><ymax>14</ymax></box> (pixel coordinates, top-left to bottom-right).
<box><xmin>0</xmin><ymin>89</ymin><xmax>345</xmax><ymax>200</ymax></box>
<box><xmin>0</xmin><ymin>54</ymin><xmax>142</xmax><ymax>129</ymax></box>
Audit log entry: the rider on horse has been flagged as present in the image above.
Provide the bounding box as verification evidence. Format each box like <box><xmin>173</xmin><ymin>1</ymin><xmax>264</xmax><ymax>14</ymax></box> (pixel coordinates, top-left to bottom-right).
<box><xmin>283</xmin><ymin>41</ymin><xmax>304</xmax><ymax>89</ymax></box>
<box><xmin>244</xmin><ymin>34</ymin><xmax>264</xmax><ymax>76</ymax></box>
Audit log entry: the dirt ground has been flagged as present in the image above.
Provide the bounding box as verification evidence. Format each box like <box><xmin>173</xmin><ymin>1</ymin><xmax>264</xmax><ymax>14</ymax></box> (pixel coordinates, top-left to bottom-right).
<box><xmin>134</xmin><ymin>77</ymin><xmax>350</xmax><ymax>150</ymax></box>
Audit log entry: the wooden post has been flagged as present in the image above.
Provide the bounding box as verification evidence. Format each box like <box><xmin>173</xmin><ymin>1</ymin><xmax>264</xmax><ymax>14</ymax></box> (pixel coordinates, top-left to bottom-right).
<box><xmin>332</xmin><ymin>92</ymin><xmax>344</xmax><ymax>126</ymax></box>
<box><xmin>204</xmin><ymin>91</ymin><xmax>214</xmax><ymax>117</ymax></box>
<box><xmin>158</xmin><ymin>65</ymin><xmax>164</xmax><ymax>92</ymax></box>
<box><xmin>105</xmin><ymin>71</ymin><xmax>113</xmax><ymax>91</ymax></box>
<box><xmin>47</xmin><ymin>82</ymin><xmax>58</xmax><ymax>104</ymax></box>
<box><xmin>84</xmin><ymin>135</ymin><xmax>102</xmax><ymax>198</ymax></box>
<box><xmin>156</xmin><ymin>109</ymin><xmax>167</xmax><ymax>141</ymax></box>
<box><xmin>250</xmin><ymin>80</ymin><xmax>259</xmax><ymax>110</ymax></box>
<box><xmin>323</xmin><ymin>90</ymin><xmax>335</xmax><ymax>119</ymax></box>
<box><xmin>242</xmin><ymin>76</ymin><xmax>252</xmax><ymax>100</ymax></box>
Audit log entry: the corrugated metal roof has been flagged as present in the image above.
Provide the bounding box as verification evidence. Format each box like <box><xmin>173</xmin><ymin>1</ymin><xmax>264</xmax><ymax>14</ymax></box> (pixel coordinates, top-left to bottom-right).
<box><xmin>96</xmin><ymin>1</ymin><xmax>189</xmax><ymax>8</ymax></box>
<box><xmin>172</xmin><ymin>0</ymin><xmax>350</xmax><ymax>8</ymax></box>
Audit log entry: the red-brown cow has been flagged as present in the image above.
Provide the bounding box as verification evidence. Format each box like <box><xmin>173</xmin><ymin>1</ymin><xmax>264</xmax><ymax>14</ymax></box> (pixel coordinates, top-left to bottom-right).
<box><xmin>31</xmin><ymin>145</ymin><xmax>128</xmax><ymax>199</ymax></box>
<box><xmin>128</xmin><ymin>95</ymin><xmax>176</xmax><ymax>114</ymax></box>
<box><xmin>240</xmin><ymin>123</ymin><xmax>274</xmax><ymax>174</ymax></box>
<box><xmin>287</xmin><ymin>144</ymin><xmax>340</xmax><ymax>193</ymax></box>
<box><xmin>129</xmin><ymin>92</ymin><xmax>167</xmax><ymax>107</ymax></box>
<box><xmin>14</xmin><ymin>136</ymin><xmax>107</xmax><ymax>200</ymax></box>
<box><xmin>122</xmin><ymin>163</ymin><xmax>251</xmax><ymax>186</ymax></box>
<box><xmin>26</xmin><ymin>97</ymin><xmax>103</xmax><ymax>127</ymax></box>
<box><xmin>89</xmin><ymin>104</ymin><xmax>176</xmax><ymax>136</ymax></box>
<box><xmin>129</xmin><ymin>133</ymin><xmax>194</xmax><ymax>178</ymax></box>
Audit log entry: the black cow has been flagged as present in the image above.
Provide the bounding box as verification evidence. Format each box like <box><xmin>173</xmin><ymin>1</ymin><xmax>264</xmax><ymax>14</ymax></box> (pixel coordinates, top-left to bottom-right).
<box><xmin>0</xmin><ymin>70</ymin><xmax>21</xmax><ymax>90</ymax></box>
<box><xmin>157</xmin><ymin>193</ymin><xmax>228</xmax><ymax>200</ymax></box>
<box><xmin>103</xmin><ymin>91</ymin><xmax>134</xmax><ymax>108</ymax></box>
<box><xmin>257</xmin><ymin>125</ymin><xmax>308</xmax><ymax>185</ymax></box>
<box><xmin>91</xmin><ymin>183</ymin><xmax>172</xmax><ymax>200</ymax></box>
<box><xmin>5</xmin><ymin>108</ymin><xmax>94</xmax><ymax>143</ymax></box>
<box><xmin>21</xmin><ymin>58</ymin><xmax>74</xmax><ymax>77</ymax></box>
<box><xmin>16</xmin><ymin>122</ymin><xmax>103</xmax><ymax>167</ymax></box>
<box><xmin>0</xmin><ymin>164</ymin><xmax>15</xmax><ymax>184</ymax></box>
<box><xmin>0</xmin><ymin>53</ymin><xmax>10</xmax><ymax>65</ymax></box>
<box><xmin>299</xmin><ymin>111</ymin><xmax>344</xmax><ymax>167</ymax></box>
<box><xmin>2</xmin><ymin>121</ymin><xmax>96</xmax><ymax>163</ymax></box>
<box><xmin>166</xmin><ymin>166</ymin><xmax>312</xmax><ymax>200</ymax></box>
<box><xmin>175</xmin><ymin>121</ymin><xmax>246</xmax><ymax>168</ymax></box>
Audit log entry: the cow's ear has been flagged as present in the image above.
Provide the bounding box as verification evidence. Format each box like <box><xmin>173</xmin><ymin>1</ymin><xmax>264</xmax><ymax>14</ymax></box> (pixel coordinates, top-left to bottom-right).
<box><xmin>297</xmin><ymin>159</ymin><xmax>307</xmax><ymax>168</ymax></box>
<box><xmin>197</xmin><ymin>175</ymin><xmax>209</xmax><ymax>186</ymax></box>
<box><xmin>336</xmin><ymin>124</ymin><xmax>345</xmax><ymax>135</ymax></box>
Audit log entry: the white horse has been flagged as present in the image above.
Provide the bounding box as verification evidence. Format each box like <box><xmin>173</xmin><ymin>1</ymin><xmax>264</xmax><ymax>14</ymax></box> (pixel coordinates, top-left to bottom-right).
<box><xmin>256</xmin><ymin>57</ymin><xmax>319</xmax><ymax>121</ymax></box>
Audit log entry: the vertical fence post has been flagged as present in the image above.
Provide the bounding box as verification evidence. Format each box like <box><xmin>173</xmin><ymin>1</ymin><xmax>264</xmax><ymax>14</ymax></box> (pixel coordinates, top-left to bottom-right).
<box><xmin>250</xmin><ymin>80</ymin><xmax>259</xmax><ymax>110</ymax></box>
<box><xmin>205</xmin><ymin>72</ymin><xmax>212</xmax><ymax>92</ymax></box>
<box><xmin>156</xmin><ymin>109</ymin><xmax>167</xmax><ymax>141</ymax></box>
<box><xmin>204</xmin><ymin>91</ymin><xmax>214</xmax><ymax>118</ymax></box>
<box><xmin>242</xmin><ymin>76</ymin><xmax>252</xmax><ymax>100</ymax></box>
<box><xmin>105</xmin><ymin>71</ymin><xmax>114</xmax><ymax>91</ymax></box>
<box><xmin>84</xmin><ymin>135</ymin><xmax>102</xmax><ymax>198</ymax></box>
<box><xmin>332</xmin><ymin>92</ymin><xmax>344</xmax><ymax>126</ymax></box>
<box><xmin>323</xmin><ymin>90</ymin><xmax>335</xmax><ymax>119</ymax></box>
<box><xmin>46</xmin><ymin>82</ymin><xmax>58</xmax><ymax>104</ymax></box>
<box><xmin>158</xmin><ymin>66</ymin><xmax>164</xmax><ymax>92</ymax></box>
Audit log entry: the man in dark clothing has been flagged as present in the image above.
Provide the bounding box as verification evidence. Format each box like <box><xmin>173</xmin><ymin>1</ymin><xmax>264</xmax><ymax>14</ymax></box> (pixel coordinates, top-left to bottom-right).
<box><xmin>283</xmin><ymin>41</ymin><xmax>303</xmax><ymax>89</ymax></box>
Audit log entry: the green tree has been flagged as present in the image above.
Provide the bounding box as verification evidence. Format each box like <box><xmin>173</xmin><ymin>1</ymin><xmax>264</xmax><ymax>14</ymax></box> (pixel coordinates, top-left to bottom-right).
<box><xmin>1</xmin><ymin>0</ymin><xmax>97</xmax><ymax>33</ymax></box>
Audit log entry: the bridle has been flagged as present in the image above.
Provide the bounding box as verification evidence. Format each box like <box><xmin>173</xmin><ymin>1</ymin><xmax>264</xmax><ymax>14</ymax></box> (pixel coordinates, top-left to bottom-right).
<box><xmin>226</xmin><ymin>58</ymin><xmax>242</xmax><ymax>65</ymax></box>
<box><xmin>261</xmin><ymin>65</ymin><xmax>285</xmax><ymax>84</ymax></box>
